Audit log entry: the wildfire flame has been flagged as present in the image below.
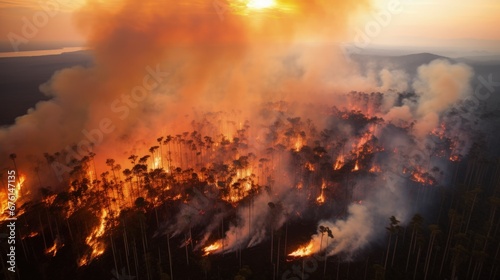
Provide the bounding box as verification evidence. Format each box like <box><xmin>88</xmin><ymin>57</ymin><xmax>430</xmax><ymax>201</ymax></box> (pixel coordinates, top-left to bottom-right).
<box><xmin>316</xmin><ymin>180</ymin><xmax>326</xmax><ymax>205</ymax></box>
<box><xmin>352</xmin><ymin>161</ymin><xmax>360</xmax><ymax>171</ymax></box>
<box><xmin>333</xmin><ymin>155</ymin><xmax>344</xmax><ymax>170</ymax></box>
<box><xmin>203</xmin><ymin>241</ymin><xmax>223</xmax><ymax>256</ymax></box>
<box><xmin>1</xmin><ymin>174</ymin><xmax>26</xmax><ymax>222</ymax></box>
<box><xmin>288</xmin><ymin>241</ymin><xmax>314</xmax><ymax>258</ymax></box>
<box><xmin>305</xmin><ymin>162</ymin><xmax>315</xmax><ymax>171</ymax></box>
<box><xmin>79</xmin><ymin>209</ymin><xmax>108</xmax><ymax>266</ymax></box>
<box><xmin>369</xmin><ymin>165</ymin><xmax>381</xmax><ymax>173</ymax></box>
<box><xmin>449</xmin><ymin>155</ymin><xmax>460</xmax><ymax>162</ymax></box>
<box><xmin>45</xmin><ymin>236</ymin><xmax>64</xmax><ymax>257</ymax></box>
<box><xmin>294</xmin><ymin>137</ymin><xmax>304</xmax><ymax>152</ymax></box>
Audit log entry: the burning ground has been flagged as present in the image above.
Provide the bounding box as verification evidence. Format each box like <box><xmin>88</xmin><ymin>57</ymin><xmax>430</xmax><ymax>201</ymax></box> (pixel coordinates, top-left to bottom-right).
<box><xmin>0</xmin><ymin>0</ymin><xmax>498</xmax><ymax>279</ymax></box>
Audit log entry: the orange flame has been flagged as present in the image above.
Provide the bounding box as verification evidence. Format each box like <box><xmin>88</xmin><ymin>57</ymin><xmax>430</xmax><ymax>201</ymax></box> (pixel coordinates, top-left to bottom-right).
<box><xmin>316</xmin><ymin>180</ymin><xmax>326</xmax><ymax>205</ymax></box>
<box><xmin>352</xmin><ymin>161</ymin><xmax>359</xmax><ymax>171</ymax></box>
<box><xmin>449</xmin><ymin>155</ymin><xmax>460</xmax><ymax>162</ymax></box>
<box><xmin>289</xmin><ymin>241</ymin><xmax>314</xmax><ymax>257</ymax></box>
<box><xmin>294</xmin><ymin>137</ymin><xmax>303</xmax><ymax>152</ymax></box>
<box><xmin>333</xmin><ymin>155</ymin><xmax>344</xmax><ymax>170</ymax></box>
<box><xmin>369</xmin><ymin>165</ymin><xmax>381</xmax><ymax>173</ymax></box>
<box><xmin>203</xmin><ymin>241</ymin><xmax>222</xmax><ymax>256</ymax></box>
<box><xmin>79</xmin><ymin>209</ymin><xmax>107</xmax><ymax>266</ymax></box>
<box><xmin>1</xmin><ymin>174</ymin><xmax>26</xmax><ymax>222</ymax></box>
<box><xmin>45</xmin><ymin>236</ymin><xmax>64</xmax><ymax>257</ymax></box>
<box><xmin>305</xmin><ymin>162</ymin><xmax>315</xmax><ymax>171</ymax></box>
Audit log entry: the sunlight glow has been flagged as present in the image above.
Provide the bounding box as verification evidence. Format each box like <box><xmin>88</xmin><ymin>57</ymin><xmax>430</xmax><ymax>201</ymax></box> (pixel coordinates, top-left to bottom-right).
<box><xmin>246</xmin><ymin>0</ymin><xmax>275</xmax><ymax>9</ymax></box>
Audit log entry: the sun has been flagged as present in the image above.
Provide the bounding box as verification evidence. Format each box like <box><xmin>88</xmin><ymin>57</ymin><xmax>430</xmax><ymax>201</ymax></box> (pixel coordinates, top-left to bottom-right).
<box><xmin>246</xmin><ymin>0</ymin><xmax>276</xmax><ymax>9</ymax></box>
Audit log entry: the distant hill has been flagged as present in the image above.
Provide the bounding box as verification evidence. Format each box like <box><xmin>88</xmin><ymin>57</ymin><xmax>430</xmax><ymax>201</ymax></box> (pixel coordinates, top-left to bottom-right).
<box><xmin>352</xmin><ymin>52</ymin><xmax>500</xmax><ymax>85</ymax></box>
<box><xmin>351</xmin><ymin>52</ymin><xmax>454</xmax><ymax>76</ymax></box>
<box><xmin>0</xmin><ymin>50</ymin><xmax>93</xmax><ymax>126</ymax></box>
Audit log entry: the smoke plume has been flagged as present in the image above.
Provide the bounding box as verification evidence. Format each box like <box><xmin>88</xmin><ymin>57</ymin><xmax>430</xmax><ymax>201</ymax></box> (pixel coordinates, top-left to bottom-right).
<box><xmin>0</xmin><ymin>0</ymin><xmax>477</xmax><ymax>259</ymax></box>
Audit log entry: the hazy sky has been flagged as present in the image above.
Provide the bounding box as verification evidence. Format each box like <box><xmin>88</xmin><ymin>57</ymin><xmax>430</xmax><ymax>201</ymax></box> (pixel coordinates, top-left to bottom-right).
<box><xmin>0</xmin><ymin>0</ymin><xmax>499</xmax><ymax>54</ymax></box>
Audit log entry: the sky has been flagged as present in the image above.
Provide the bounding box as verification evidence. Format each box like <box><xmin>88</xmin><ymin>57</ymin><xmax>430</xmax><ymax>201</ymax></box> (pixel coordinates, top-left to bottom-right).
<box><xmin>0</xmin><ymin>0</ymin><xmax>499</xmax><ymax>54</ymax></box>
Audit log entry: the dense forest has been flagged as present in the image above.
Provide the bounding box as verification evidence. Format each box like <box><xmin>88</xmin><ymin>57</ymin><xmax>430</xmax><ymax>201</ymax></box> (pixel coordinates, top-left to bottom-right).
<box><xmin>1</xmin><ymin>93</ymin><xmax>499</xmax><ymax>280</ymax></box>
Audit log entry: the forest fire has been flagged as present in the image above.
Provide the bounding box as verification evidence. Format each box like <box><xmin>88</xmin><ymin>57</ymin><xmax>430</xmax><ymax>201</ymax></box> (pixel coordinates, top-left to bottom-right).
<box><xmin>45</xmin><ymin>236</ymin><xmax>64</xmax><ymax>257</ymax></box>
<box><xmin>203</xmin><ymin>241</ymin><xmax>223</xmax><ymax>256</ymax></box>
<box><xmin>369</xmin><ymin>165</ymin><xmax>381</xmax><ymax>173</ymax></box>
<box><xmin>0</xmin><ymin>0</ymin><xmax>493</xmax><ymax>279</ymax></box>
<box><xmin>79</xmin><ymin>209</ymin><xmax>108</xmax><ymax>266</ymax></box>
<box><xmin>288</xmin><ymin>242</ymin><xmax>314</xmax><ymax>258</ymax></box>
<box><xmin>0</xmin><ymin>100</ymin><xmax>465</xmax><ymax>270</ymax></box>
<box><xmin>410</xmin><ymin>168</ymin><xmax>436</xmax><ymax>185</ymax></box>
<box><xmin>1</xmin><ymin>174</ymin><xmax>25</xmax><ymax>222</ymax></box>
<box><xmin>333</xmin><ymin>155</ymin><xmax>344</xmax><ymax>170</ymax></box>
<box><xmin>352</xmin><ymin>161</ymin><xmax>360</xmax><ymax>171</ymax></box>
<box><xmin>316</xmin><ymin>180</ymin><xmax>326</xmax><ymax>205</ymax></box>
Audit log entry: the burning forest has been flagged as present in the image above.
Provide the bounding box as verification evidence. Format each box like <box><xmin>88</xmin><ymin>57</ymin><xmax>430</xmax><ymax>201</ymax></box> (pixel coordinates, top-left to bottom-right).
<box><xmin>1</xmin><ymin>0</ymin><xmax>500</xmax><ymax>280</ymax></box>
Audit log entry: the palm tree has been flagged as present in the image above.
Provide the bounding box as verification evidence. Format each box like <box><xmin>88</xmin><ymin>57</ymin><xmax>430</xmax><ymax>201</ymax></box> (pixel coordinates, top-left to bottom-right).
<box><xmin>439</xmin><ymin>209</ymin><xmax>460</xmax><ymax>275</ymax></box>
<box><xmin>464</xmin><ymin>187</ymin><xmax>482</xmax><ymax>233</ymax></box>
<box><xmin>9</xmin><ymin>153</ymin><xmax>18</xmax><ymax>175</ymax></box>
<box><xmin>128</xmin><ymin>154</ymin><xmax>138</xmax><ymax>165</ymax></box>
<box><xmin>406</xmin><ymin>214</ymin><xmax>423</xmax><ymax>271</ymax></box>
<box><xmin>89</xmin><ymin>152</ymin><xmax>98</xmax><ymax>183</ymax></box>
<box><xmin>450</xmin><ymin>243</ymin><xmax>468</xmax><ymax>280</ymax></box>
<box><xmin>391</xmin><ymin>219</ymin><xmax>402</xmax><ymax>268</ymax></box>
<box><xmin>164</xmin><ymin>135</ymin><xmax>173</xmax><ymax>171</ymax></box>
<box><xmin>320</xmin><ymin>226</ymin><xmax>334</xmax><ymax>277</ymax></box>
<box><xmin>157</xmin><ymin>137</ymin><xmax>164</xmax><ymax>169</ymax></box>
<box><xmin>414</xmin><ymin>233</ymin><xmax>425</xmax><ymax>280</ymax></box>
<box><xmin>268</xmin><ymin>202</ymin><xmax>276</xmax><ymax>263</ymax></box>
<box><xmin>384</xmin><ymin>216</ymin><xmax>400</xmax><ymax>270</ymax></box>
<box><xmin>424</xmin><ymin>224</ymin><xmax>441</xmax><ymax>280</ymax></box>
<box><xmin>149</xmin><ymin>146</ymin><xmax>159</xmax><ymax>168</ymax></box>
<box><xmin>106</xmin><ymin>158</ymin><xmax>118</xmax><ymax>184</ymax></box>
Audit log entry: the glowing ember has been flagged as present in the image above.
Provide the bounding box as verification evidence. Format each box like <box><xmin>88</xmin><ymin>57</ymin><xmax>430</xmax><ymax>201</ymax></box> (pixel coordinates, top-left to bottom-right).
<box><xmin>1</xmin><ymin>174</ymin><xmax>25</xmax><ymax>222</ymax></box>
<box><xmin>42</xmin><ymin>194</ymin><xmax>57</xmax><ymax>206</ymax></box>
<box><xmin>294</xmin><ymin>137</ymin><xmax>304</xmax><ymax>152</ymax></box>
<box><xmin>305</xmin><ymin>162</ymin><xmax>315</xmax><ymax>171</ymax></box>
<box><xmin>410</xmin><ymin>170</ymin><xmax>434</xmax><ymax>185</ymax></box>
<box><xmin>45</xmin><ymin>236</ymin><xmax>64</xmax><ymax>257</ymax></box>
<box><xmin>352</xmin><ymin>161</ymin><xmax>359</xmax><ymax>171</ymax></box>
<box><xmin>333</xmin><ymin>155</ymin><xmax>344</xmax><ymax>170</ymax></box>
<box><xmin>316</xmin><ymin>180</ymin><xmax>326</xmax><ymax>205</ymax></box>
<box><xmin>203</xmin><ymin>241</ymin><xmax>223</xmax><ymax>256</ymax></box>
<box><xmin>289</xmin><ymin>241</ymin><xmax>314</xmax><ymax>257</ymax></box>
<box><xmin>153</xmin><ymin>154</ymin><xmax>161</xmax><ymax>169</ymax></box>
<box><xmin>369</xmin><ymin>165</ymin><xmax>381</xmax><ymax>173</ymax></box>
<box><xmin>23</xmin><ymin>231</ymin><xmax>39</xmax><ymax>239</ymax></box>
<box><xmin>449</xmin><ymin>155</ymin><xmax>460</xmax><ymax>162</ymax></box>
<box><xmin>316</xmin><ymin>192</ymin><xmax>325</xmax><ymax>204</ymax></box>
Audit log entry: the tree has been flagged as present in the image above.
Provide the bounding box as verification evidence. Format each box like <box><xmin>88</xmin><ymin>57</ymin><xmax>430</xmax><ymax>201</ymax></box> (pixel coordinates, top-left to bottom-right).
<box><xmin>106</xmin><ymin>158</ymin><xmax>118</xmax><ymax>184</ymax></box>
<box><xmin>391</xmin><ymin>217</ymin><xmax>402</xmax><ymax>267</ymax></box>
<box><xmin>424</xmin><ymin>224</ymin><xmax>441</xmax><ymax>280</ymax></box>
<box><xmin>406</xmin><ymin>214</ymin><xmax>423</xmax><ymax>272</ymax></box>
<box><xmin>9</xmin><ymin>153</ymin><xmax>19</xmax><ymax>176</ymax></box>
<box><xmin>464</xmin><ymin>187</ymin><xmax>482</xmax><ymax>233</ymax></box>
<box><xmin>414</xmin><ymin>233</ymin><xmax>425</xmax><ymax>280</ymax></box>
<box><xmin>157</xmin><ymin>137</ymin><xmax>164</xmax><ymax>169</ymax></box>
<box><xmin>318</xmin><ymin>226</ymin><xmax>334</xmax><ymax>277</ymax></box>
<box><xmin>268</xmin><ymin>202</ymin><xmax>276</xmax><ymax>263</ymax></box>
<box><xmin>384</xmin><ymin>215</ymin><xmax>400</xmax><ymax>270</ymax></box>
<box><xmin>439</xmin><ymin>209</ymin><xmax>461</xmax><ymax>275</ymax></box>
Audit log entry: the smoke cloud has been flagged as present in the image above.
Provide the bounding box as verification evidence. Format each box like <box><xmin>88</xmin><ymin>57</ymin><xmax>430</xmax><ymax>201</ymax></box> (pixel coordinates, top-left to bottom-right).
<box><xmin>0</xmin><ymin>0</ymin><xmax>477</xmax><ymax>259</ymax></box>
